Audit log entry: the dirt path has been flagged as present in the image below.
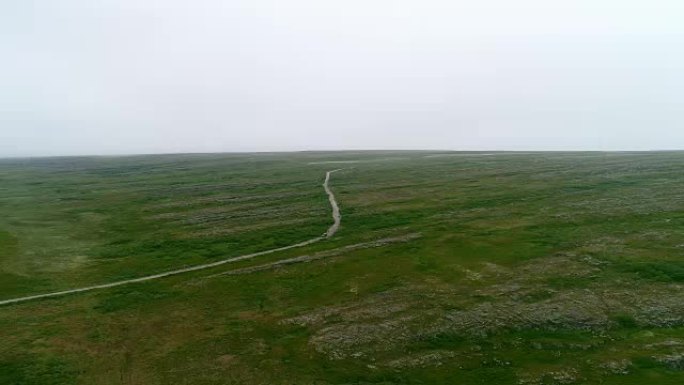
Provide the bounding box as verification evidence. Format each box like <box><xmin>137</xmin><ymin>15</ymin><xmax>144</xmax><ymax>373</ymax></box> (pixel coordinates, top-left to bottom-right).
<box><xmin>208</xmin><ymin>233</ymin><xmax>420</xmax><ymax>278</ymax></box>
<box><xmin>324</xmin><ymin>169</ymin><xmax>342</xmax><ymax>238</ymax></box>
<box><xmin>0</xmin><ymin>170</ymin><xmax>343</xmax><ymax>306</ymax></box>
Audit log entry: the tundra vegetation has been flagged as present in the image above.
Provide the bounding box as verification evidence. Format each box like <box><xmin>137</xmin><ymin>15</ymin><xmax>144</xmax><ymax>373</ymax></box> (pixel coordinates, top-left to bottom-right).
<box><xmin>1</xmin><ymin>151</ymin><xmax>684</xmax><ymax>384</ymax></box>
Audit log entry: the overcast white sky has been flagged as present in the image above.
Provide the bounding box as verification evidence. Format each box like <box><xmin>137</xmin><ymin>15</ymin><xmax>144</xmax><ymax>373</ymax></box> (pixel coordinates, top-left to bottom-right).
<box><xmin>2</xmin><ymin>0</ymin><xmax>684</xmax><ymax>157</ymax></box>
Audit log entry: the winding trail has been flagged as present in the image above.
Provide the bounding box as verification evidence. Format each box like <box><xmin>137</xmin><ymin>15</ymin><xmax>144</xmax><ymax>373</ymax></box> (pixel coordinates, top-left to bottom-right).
<box><xmin>0</xmin><ymin>170</ymin><xmax>343</xmax><ymax>306</ymax></box>
<box><xmin>324</xmin><ymin>169</ymin><xmax>342</xmax><ymax>238</ymax></box>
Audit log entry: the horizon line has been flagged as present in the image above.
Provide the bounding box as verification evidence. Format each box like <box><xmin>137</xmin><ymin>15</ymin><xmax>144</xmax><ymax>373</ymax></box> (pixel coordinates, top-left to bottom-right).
<box><xmin>3</xmin><ymin>148</ymin><xmax>684</xmax><ymax>160</ymax></box>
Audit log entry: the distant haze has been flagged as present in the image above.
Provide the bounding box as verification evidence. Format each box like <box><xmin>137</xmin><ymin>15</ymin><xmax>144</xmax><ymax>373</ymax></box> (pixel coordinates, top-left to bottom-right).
<box><xmin>2</xmin><ymin>1</ymin><xmax>684</xmax><ymax>157</ymax></box>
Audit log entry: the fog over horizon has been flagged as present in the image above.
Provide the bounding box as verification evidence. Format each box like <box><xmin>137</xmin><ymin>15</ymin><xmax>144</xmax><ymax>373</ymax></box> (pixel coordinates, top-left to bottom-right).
<box><xmin>2</xmin><ymin>1</ymin><xmax>684</xmax><ymax>157</ymax></box>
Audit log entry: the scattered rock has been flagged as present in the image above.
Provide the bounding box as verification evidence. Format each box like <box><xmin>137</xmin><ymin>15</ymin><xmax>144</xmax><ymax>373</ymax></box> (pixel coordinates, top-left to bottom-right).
<box><xmin>598</xmin><ymin>359</ymin><xmax>631</xmax><ymax>375</ymax></box>
<box><xmin>655</xmin><ymin>353</ymin><xmax>684</xmax><ymax>370</ymax></box>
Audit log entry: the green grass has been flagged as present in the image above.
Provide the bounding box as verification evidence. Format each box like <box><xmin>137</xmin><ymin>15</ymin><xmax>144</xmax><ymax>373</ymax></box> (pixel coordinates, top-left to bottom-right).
<box><xmin>2</xmin><ymin>151</ymin><xmax>684</xmax><ymax>384</ymax></box>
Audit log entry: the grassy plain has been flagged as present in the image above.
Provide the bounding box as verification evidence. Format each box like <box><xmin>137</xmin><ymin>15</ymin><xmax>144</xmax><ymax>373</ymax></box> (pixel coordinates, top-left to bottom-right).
<box><xmin>2</xmin><ymin>151</ymin><xmax>684</xmax><ymax>384</ymax></box>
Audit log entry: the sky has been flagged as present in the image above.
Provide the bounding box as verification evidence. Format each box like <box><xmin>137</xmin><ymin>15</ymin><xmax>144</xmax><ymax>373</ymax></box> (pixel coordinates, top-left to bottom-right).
<box><xmin>2</xmin><ymin>0</ymin><xmax>684</xmax><ymax>157</ymax></box>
